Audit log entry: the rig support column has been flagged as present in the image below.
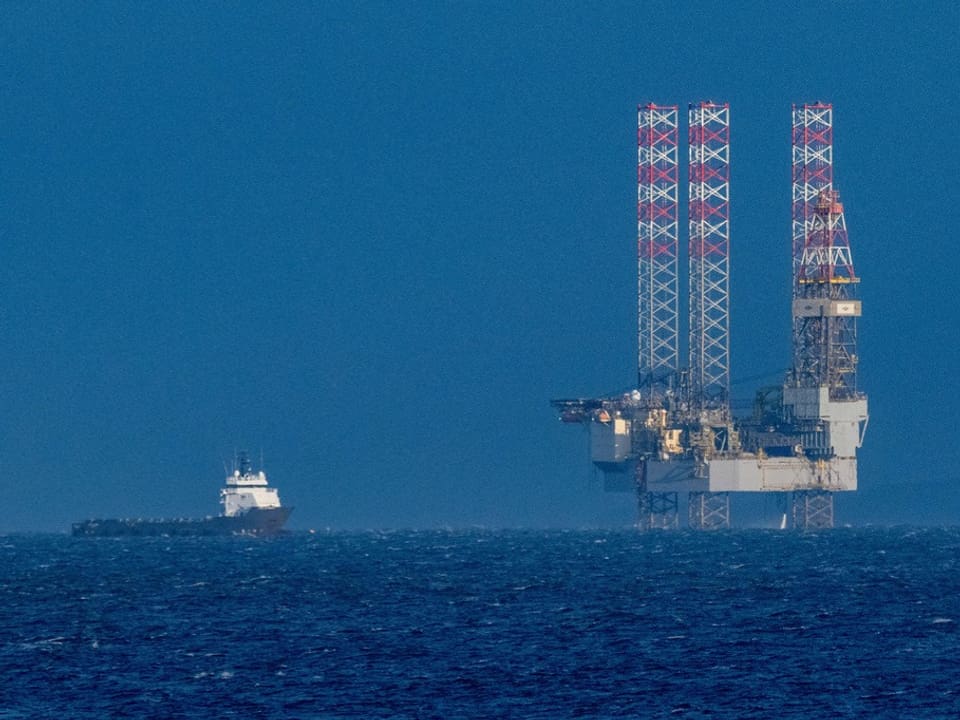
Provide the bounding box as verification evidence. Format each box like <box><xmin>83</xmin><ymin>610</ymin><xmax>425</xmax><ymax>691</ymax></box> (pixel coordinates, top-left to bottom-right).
<box><xmin>792</xmin><ymin>490</ymin><xmax>834</xmax><ymax>529</ymax></box>
<box><xmin>634</xmin><ymin>460</ymin><xmax>679</xmax><ymax>530</ymax></box>
<box><xmin>688</xmin><ymin>491</ymin><xmax>730</xmax><ymax>530</ymax></box>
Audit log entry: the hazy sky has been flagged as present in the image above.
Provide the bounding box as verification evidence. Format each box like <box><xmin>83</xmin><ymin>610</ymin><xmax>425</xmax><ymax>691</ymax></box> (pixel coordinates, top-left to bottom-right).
<box><xmin>2</xmin><ymin>2</ymin><xmax>957</xmax><ymax>531</ymax></box>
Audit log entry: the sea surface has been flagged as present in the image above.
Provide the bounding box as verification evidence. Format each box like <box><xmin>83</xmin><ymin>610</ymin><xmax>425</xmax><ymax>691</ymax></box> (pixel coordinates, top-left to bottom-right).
<box><xmin>1</xmin><ymin>528</ymin><xmax>959</xmax><ymax>718</ymax></box>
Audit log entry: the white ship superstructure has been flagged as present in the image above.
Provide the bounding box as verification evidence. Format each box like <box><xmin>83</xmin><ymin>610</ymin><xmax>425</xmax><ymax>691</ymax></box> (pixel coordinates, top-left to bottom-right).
<box><xmin>221</xmin><ymin>454</ymin><xmax>283</xmax><ymax>517</ymax></box>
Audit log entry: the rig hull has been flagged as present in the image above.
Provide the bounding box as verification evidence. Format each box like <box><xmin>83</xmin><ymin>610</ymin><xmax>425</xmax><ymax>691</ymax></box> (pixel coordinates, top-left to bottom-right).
<box><xmin>72</xmin><ymin>506</ymin><xmax>293</xmax><ymax>537</ymax></box>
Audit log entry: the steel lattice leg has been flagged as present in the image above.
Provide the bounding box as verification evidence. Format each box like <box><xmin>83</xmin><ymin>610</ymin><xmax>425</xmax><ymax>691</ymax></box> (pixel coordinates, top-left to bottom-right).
<box><xmin>792</xmin><ymin>490</ymin><xmax>834</xmax><ymax>529</ymax></box>
<box><xmin>648</xmin><ymin>492</ymin><xmax>679</xmax><ymax>529</ymax></box>
<box><xmin>634</xmin><ymin>461</ymin><xmax>679</xmax><ymax>530</ymax></box>
<box><xmin>634</xmin><ymin>460</ymin><xmax>649</xmax><ymax>530</ymax></box>
<box><xmin>688</xmin><ymin>491</ymin><xmax>730</xmax><ymax>530</ymax></box>
<box><xmin>636</xmin><ymin>491</ymin><xmax>652</xmax><ymax>531</ymax></box>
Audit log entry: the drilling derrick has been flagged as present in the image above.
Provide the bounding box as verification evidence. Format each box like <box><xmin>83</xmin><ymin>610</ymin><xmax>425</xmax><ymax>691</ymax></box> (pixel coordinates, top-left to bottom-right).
<box><xmin>792</xmin><ymin>189</ymin><xmax>859</xmax><ymax>396</ymax></box>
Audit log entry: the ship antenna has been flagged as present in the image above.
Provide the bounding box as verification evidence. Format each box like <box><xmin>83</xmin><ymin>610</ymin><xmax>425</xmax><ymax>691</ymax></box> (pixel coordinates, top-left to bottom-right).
<box><xmin>238</xmin><ymin>450</ymin><xmax>251</xmax><ymax>476</ymax></box>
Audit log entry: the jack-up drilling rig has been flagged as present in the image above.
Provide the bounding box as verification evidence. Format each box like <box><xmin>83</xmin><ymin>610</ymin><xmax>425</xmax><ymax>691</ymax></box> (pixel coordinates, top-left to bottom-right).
<box><xmin>551</xmin><ymin>103</ymin><xmax>867</xmax><ymax>529</ymax></box>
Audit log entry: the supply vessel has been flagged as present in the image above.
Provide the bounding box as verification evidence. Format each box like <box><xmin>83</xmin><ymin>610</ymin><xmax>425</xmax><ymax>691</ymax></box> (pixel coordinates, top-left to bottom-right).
<box><xmin>72</xmin><ymin>453</ymin><xmax>293</xmax><ymax>536</ymax></box>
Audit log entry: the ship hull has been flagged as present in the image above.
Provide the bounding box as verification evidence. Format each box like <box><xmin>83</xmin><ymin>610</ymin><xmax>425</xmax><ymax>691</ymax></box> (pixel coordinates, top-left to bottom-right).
<box><xmin>71</xmin><ymin>506</ymin><xmax>293</xmax><ymax>537</ymax></box>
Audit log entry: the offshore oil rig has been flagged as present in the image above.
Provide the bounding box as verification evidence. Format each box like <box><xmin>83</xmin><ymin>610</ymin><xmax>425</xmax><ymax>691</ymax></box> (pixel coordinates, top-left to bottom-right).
<box><xmin>551</xmin><ymin>102</ymin><xmax>868</xmax><ymax>529</ymax></box>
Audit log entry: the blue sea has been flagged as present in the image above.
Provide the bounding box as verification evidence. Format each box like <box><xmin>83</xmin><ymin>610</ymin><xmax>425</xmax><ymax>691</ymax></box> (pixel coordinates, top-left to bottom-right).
<box><xmin>2</xmin><ymin>528</ymin><xmax>959</xmax><ymax>718</ymax></box>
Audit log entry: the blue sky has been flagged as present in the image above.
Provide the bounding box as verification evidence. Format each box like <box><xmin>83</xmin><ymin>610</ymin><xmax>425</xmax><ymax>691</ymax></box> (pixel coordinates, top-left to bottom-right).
<box><xmin>1</xmin><ymin>2</ymin><xmax>957</xmax><ymax>531</ymax></box>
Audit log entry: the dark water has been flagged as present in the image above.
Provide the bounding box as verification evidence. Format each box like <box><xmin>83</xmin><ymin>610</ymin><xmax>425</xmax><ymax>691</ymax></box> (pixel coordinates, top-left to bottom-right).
<box><xmin>1</xmin><ymin>528</ymin><xmax>958</xmax><ymax>718</ymax></box>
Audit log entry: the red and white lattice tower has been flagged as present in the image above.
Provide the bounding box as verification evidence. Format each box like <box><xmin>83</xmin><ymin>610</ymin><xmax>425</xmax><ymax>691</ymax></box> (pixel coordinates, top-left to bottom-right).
<box><xmin>688</xmin><ymin>101</ymin><xmax>730</xmax><ymax>411</ymax></box>
<box><xmin>637</xmin><ymin>104</ymin><xmax>679</xmax><ymax>391</ymax></box>
<box><xmin>791</xmin><ymin>103</ymin><xmax>833</xmax><ymax>293</ymax></box>
<box><xmin>785</xmin><ymin>105</ymin><xmax>867</xmax><ymax>504</ymax></box>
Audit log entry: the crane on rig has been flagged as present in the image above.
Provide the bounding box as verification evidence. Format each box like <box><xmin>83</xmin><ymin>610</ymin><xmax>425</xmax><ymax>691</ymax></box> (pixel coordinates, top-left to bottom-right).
<box><xmin>551</xmin><ymin>102</ymin><xmax>867</xmax><ymax>529</ymax></box>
